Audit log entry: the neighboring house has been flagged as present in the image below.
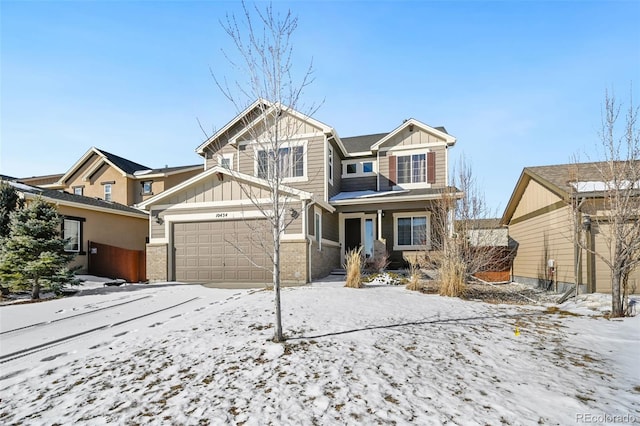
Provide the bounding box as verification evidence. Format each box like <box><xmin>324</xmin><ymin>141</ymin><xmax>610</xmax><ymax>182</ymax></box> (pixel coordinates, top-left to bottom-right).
<box><xmin>19</xmin><ymin>147</ymin><xmax>202</xmax><ymax>206</ymax></box>
<box><xmin>4</xmin><ymin>180</ymin><xmax>149</xmax><ymax>281</ymax></box>
<box><xmin>138</xmin><ymin>99</ymin><xmax>457</xmax><ymax>285</ymax></box>
<box><xmin>501</xmin><ymin>162</ymin><xmax>640</xmax><ymax>294</ymax></box>
<box><xmin>463</xmin><ymin>218</ymin><xmax>515</xmax><ymax>282</ymax></box>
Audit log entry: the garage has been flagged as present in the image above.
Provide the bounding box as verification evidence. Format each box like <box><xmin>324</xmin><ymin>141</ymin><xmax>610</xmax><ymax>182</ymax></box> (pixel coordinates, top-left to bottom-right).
<box><xmin>173</xmin><ymin>220</ymin><xmax>273</xmax><ymax>283</ymax></box>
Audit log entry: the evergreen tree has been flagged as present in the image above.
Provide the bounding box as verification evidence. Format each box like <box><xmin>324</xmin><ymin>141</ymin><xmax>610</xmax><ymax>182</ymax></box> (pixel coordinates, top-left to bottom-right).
<box><xmin>0</xmin><ymin>182</ymin><xmax>23</xmax><ymax>238</ymax></box>
<box><xmin>0</xmin><ymin>197</ymin><xmax>78</xmax><ymax>299</ymax></box>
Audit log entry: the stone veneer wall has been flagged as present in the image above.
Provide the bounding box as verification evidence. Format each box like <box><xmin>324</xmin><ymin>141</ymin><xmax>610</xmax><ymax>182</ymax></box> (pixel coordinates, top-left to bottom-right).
<box><xmin>280</xmin><ymin>240</ymin><xmax>308</xmax><ymax>284</ymax></box>
<box><xmin>310</xmin><ymin>241</ymin><xmax>340</xmax><ymax>280</ymax></box>
<box><xmin>146</xmin><ymin>243</ymin><xmax>168</xmax><ymax>282</ymax></box>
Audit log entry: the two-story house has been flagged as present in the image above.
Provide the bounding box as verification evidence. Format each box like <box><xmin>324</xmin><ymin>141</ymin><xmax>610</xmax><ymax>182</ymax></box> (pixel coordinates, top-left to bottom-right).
<box><xmin>16</xmin><ymin>147</ymin><xmax>202</xmax><ymax>281</ymax></box>
<box><xmin>20</xmin><ymin>147</ymin><xmax>202</xmax><ymax>206</ymax></box>
<box><xmin>138</xmin><ymin>100</ymin><xmax>457</xmax><ymax>285</ymax></box>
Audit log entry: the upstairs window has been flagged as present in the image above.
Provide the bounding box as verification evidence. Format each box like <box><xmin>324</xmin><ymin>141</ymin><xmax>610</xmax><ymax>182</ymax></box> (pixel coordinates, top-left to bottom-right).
<box><xmin>342</xmin><ymin>159</ymin><xmax>376</xmax><ymax>178</ymax></box>
<box><xmin>256</xmin><ymin>146</ymin><xmax>304</xmax><ymax>180</ymax></box>
<box><xmin>218</xmin><ymin>153</ymin><xmax>234</xmax><ymax>169</ymax></box>
<box><xmin>142</xmin><ymin>181</ymin><xmax>153</xmax><ymax>195</ymax></box>
<box><xmin>73</xmin><ymin>186</ymin><xmax>83</xmax><ymax>196</ymax></box>
<box><xmin>397</xmin><ymin>154</ymin><xmax>426</xmax><ymax>184</ymax></box>
<box><xmin>104</xmin><ymin>183</ymin><xmax>112</xmax><ymax>201</ymax></box>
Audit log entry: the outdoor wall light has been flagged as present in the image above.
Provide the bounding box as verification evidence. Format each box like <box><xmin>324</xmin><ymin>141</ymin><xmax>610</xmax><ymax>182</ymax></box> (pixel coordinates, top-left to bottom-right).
<box><xmin>290</xmin><ymin>208</ymin><xmax>299</xmax><ymax>219</ymax></box>
<box><xmin>582</xmin><ymin>214</ymin><xmax>591</xmax><ymax>231</ymax></box>
<box><xmin>153</xmin><ymin>213</ymin><xmax>164</xmax><ymax>225</ymax></box>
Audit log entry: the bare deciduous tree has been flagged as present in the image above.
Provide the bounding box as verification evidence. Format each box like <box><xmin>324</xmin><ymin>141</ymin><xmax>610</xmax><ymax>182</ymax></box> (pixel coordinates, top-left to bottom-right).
<box><xmin>209</xmin><ymin>2</ymin><xmax>319</xmax><ymax>342</ymax></box>
<box><xmin>570</xmin><ymin>89</ymin><xmax>639</xmax><ymax>317</ymax></box>
<box><xmin>428</xmin><ymin>157</ymin><xmax>514</xmax><ymax>296</ymax></box>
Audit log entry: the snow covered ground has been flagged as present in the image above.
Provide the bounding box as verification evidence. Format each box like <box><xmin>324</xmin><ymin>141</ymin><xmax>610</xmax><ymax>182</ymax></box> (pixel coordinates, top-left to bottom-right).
<box><xmin>1</xmin><ymin>278</ymin><xmax>638</xmax><ymax>425</ymax></box>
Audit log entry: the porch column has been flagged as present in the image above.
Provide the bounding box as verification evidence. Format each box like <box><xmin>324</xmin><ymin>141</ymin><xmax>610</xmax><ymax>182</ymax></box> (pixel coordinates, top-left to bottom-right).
<box><xmin>377</xmin><ymin>209</ymin><xmax>383</xmax><ymax>240</ymax></box>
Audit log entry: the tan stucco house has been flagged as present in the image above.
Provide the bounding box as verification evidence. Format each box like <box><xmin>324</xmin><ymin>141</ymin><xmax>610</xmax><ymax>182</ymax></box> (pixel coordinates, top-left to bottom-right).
<box><xmin>5</xmin><ymin>180</ymin><xmax>149</xmax><ymax>281</ymax></box>
<box><xmin>501</xmin><ymin>162</ymin><xmax>640</xmax><ymax>294</ymax></box>
<box><xmin>20</xmin><ymin>147</ymin><xmax>202</xmax><ymax>206</ymax></box>
<box><xmin>139</xmin><ymin>100</ymin><xmax>457</xmax><ymax>286</ymax></box>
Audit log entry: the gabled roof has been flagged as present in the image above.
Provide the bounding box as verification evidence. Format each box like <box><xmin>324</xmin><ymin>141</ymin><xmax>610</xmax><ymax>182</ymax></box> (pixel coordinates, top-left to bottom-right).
<box><xmin>500</xmin><ymin>161</ymin><xmax>640</xmax><ymax>225</ymax></box>
<box><xmin>58</xmin><ymin>147</ymin><xmax>150</xmax><ymax>184</ymax></box>
<box><xmin>3</xmin><ymin>180</ymin><xmax>147</xmax><ymax>219</ymax></box>
<box><xmin>98</xmin><ymin>148</ymin><xmax>149</xmax><ymax>174</ymax></box>
<box><xmin>137</xmin><ymin>165</ymin><xmax>335</xmax><ymax>213</ymax></box>
<box><xmin>195</xmin><ymin>99</ymin><xmax>342</xmax><ymax>155</ymax></box>
<box><xmin>370</xmin><ymin>119</ymin><xmax>456</xmax><ymax>151</ymax></box>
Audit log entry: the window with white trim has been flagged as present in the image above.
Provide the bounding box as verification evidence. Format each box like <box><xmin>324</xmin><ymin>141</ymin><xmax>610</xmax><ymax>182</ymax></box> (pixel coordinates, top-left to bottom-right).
<box><xmin>397</xmin><ymin>153</ymin><xmax>426</xmax><ymax>184</ymax></box>
<box><xmin>328</xmin><ymin>145</ymin><xmax>334</xmax><ymax>185</ymax></box>
<box><xmin>342</xmin><ymin>159</ymin><xmax>377</xmax><ymax>178</ymax></box>
<box><xmin>394</xmin><ymin>212</ymin><xmax>430</xmax><ymax>250</ymax></box>
<box><xmin>142</xmin><ymin>181</ymin><xmax>153</xmax><ymax>195</ymax></box>
<box><xmin>256</xmin><ymin>145</ymin><xmax>305</xmax><ymax>180</ymax></box>
<box><xmin>104</xmin><ymin>183</ymin><xmax>112</xmax><ymax>201</ymax></box>
<box><xmin>63</xmin><ymin>218</ymin><xmax>82</xmax><ymax>253</ymax></box>
<box><xmin>73</xmin><ymin>186</ymin><xmax>83</xmax><ymax>196</ymax></box>
<box><xmin>218</xmin><ymin>153</ymin><xmax>234</xmax><ymax>169</ymax></box>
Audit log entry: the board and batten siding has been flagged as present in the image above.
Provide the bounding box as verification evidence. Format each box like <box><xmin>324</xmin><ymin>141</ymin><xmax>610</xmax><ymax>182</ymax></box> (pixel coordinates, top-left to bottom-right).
<box><xmin>165</xmin><ymin>178</ymin><xmax>269</xmax><ymax>206</ymax></box>
<box><xmin>512</xmin><ymin>179</ymin><xmax>564</xmax><ymax>219</ymax></box>
<box><xmin>152</xmin><ymin>202</ymin><xmax>304</xmax><ymax>240</ymax></box>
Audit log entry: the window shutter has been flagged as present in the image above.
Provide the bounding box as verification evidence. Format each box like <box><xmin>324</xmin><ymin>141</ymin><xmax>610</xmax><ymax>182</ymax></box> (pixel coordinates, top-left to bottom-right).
<box><xmin>427</xmin><ymin>152</ymin><xmax>436</xmax><ymax>184</ymax></box>
<box><xmin>388</xmin><ymin>155</ymin><xmax>396</xmax><ymax>186</ymax></box>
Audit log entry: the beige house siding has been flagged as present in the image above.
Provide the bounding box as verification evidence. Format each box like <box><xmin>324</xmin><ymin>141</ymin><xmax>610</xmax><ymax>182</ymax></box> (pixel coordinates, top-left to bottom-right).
<box><xmin>138</xmin><ymin>169</ymin><xmax>203</xmax><ymax>203</ymax></box>
<box><xmin>205</xmin><ymin>143</ymin><xmax>237</xmax><ymax>170</ymax></box>
<box><xmin>509</xmin><ymin>206</ymin><xmax>576</xmax><ymax>287</ymax></box>
<box><xmin>64</xmin><ymin>158</ymin><xmax>127</xmax><ymax>203</ymax></box>
<box><xmin>57</xmin><ymin>205</ymin><xmax>148</xmax><ymax>273</ymax></box>
<box><xmin>377</xmin><ymin>144</ymin><xmax>447</xmax><ymax>192</ymax></box>
<box><xmin>382</xmin><ymin>127</ymin><xmax>447</xmax><ymax>148</ymax></box>
<box><xmin>512</xmin><ymin>179</ymin><xmax>564</xmax><ymax>220</ymax></box>
<box><xmin>589</xmin><ymin>222</ymin><xmax>640</xmax><ymax>293</ymax></box>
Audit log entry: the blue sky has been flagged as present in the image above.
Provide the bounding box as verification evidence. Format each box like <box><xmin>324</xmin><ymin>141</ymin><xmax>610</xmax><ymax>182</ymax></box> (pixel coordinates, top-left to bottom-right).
<box><xmin>1</xmin><ymin>1</ymin><xmax>639</xmax><ymax>213</ymax></box>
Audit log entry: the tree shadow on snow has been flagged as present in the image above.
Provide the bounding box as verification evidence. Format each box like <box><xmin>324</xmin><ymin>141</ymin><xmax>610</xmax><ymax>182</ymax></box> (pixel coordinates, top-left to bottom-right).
<box><xmin>288</xmin><ymin>311</ymin><xmax>543</xmax><ymax>341</ymax></box>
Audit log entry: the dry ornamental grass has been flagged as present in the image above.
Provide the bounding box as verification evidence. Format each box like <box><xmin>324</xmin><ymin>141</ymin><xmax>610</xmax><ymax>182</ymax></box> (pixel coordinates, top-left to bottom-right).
<box><xmin>344</xmin><ymin>247</ymin><xmax>363</xmax><ymax>288</ymax></box>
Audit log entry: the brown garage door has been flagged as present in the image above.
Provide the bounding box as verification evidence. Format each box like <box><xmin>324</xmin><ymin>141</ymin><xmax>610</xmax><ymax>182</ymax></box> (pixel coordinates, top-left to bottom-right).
<box><xmin>173</xmin><ymin>220</ymin><xmax>273</xmax><ymax>283</ymax></box>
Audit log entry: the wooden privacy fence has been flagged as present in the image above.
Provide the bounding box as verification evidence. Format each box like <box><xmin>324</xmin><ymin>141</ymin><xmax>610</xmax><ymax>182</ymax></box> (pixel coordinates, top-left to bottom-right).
<box><xmin>88</xmin><ymin>241</ymin><xmax>146</xmax><ymax>283</ymax></box>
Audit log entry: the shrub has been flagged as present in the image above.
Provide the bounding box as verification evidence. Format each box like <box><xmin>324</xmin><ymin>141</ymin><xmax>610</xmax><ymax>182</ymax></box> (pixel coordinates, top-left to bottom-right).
<box><xmin>438</xmin><ymin>254</ymin><xmax>466</xmax><ymax>297</ymax></box>
<box><xmin>344</xmin><ymin>247</ymin><xmax>363</xmax><ymax>288</ymax></box>
<box><xmin>405</xmin><ymin>259</ymin><xmax>422</xmax><ymax>292</ymax></box>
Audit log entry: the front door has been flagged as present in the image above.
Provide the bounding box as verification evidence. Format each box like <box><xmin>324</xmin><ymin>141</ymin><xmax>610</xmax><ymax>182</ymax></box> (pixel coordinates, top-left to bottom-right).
<box><xmin>344</xmin><ymin>218</ymin><xmax>361</xmax><ymax>253</ymax></box>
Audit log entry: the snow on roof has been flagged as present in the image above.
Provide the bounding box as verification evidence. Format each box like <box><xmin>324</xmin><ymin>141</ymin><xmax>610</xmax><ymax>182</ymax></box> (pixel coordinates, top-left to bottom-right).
<box><xmin>6</xmin><ymin>180</ymin><xmax>43</xmax><ymax>193</ymax></box>
<box><xmin>572</xmin><ymin>180</ymin><xmax>639</xmax><ymax>192</ymax></box>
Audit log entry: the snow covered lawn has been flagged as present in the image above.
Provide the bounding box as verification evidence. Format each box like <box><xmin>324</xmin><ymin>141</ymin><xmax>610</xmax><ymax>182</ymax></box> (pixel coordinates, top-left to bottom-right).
<box><xmin>1</xmin><ymin>280</ymin><xmax>638</xmax><ymax>425</ymax></box>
